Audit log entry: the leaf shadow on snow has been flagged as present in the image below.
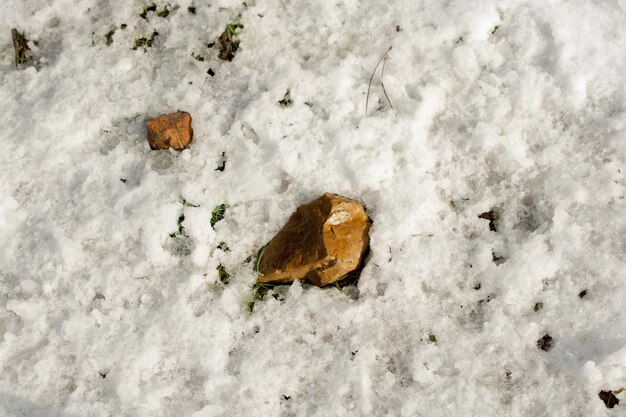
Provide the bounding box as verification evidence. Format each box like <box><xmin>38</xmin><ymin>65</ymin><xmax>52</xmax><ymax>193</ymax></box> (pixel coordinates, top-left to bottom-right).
<box><xmin>163</xmin><ymin>233</ymin><xmax>195</xmax><ymax>257</ymax></box>
<box><xmin>99</xmin><ymin>113</ymin><xmax>184</xmax><ymax>183</ymax></box>
<box><xmin>0</xmin><ymin>393</ymin><xmax>76</xmax><ymax>417</ymax></box>
<box><xmin>98</xmin><ymin>114</ymin><xmax>145</xmax><ymax>155</ymax></box>
<box><xmin>549</xmin><ymin>317</ymin><xmax>626</xmax><ymax>370</ymax></box>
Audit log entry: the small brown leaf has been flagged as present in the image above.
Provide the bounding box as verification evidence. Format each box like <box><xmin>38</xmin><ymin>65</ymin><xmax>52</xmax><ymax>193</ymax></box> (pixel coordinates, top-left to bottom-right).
<box><xmin>537</xmin><ymin>334</ymin><xmax>553</xmax><ymax>352</ymax></box>
<box><xmin>598</xmin><ymin>390</ymin><xmax>619</xmax><ymax>408</ymax></box>
<box><xmin>478</xmin><ymin>210</ymin><xmax>498</xmax><ymax>232</ymax></box>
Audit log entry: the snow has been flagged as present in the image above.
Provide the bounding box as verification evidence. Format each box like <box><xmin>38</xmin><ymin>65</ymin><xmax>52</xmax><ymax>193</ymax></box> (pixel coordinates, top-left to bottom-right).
<box><xmin>1</xmin><ymin>0</ymin><xmax>625</xmax><ymax>416</ymax></box>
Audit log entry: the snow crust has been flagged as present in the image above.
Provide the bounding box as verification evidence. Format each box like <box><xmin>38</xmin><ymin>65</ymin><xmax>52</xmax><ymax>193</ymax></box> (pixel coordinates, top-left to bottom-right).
<box><xmin>0</xmin><ymin>0</ymin><xmax>625</xmax><ymax>416</ymax></box>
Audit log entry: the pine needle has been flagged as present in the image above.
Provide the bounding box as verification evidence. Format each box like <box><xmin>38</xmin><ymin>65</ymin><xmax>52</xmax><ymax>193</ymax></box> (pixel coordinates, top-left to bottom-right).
<box><xmin>253</xmin><ymin>243</ymin><xmax>268</xmax><ymax>273</ymax></box>
<box><xmin>365</xmin><ymin>46</ymin><xmax>392</xmax><ymax>116</ymax></box>
<box><xmin>380</xmin><ymin>52</ymin><xmax>393</xmax><ymax>110</ymax></box>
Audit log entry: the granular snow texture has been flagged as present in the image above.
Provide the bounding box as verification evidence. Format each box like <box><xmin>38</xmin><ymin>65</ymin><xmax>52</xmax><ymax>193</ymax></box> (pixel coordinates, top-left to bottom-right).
<box><xmin>0</xmin><ymin>0</ymin><xmax>625</xmax><ymax>416</ymax></box>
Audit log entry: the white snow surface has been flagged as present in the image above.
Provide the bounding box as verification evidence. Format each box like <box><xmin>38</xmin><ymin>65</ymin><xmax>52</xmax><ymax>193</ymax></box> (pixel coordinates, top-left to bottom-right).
<box><xmin>1</xmin><ymin>0</ymin><xmax>625</xmax><ymax>416</ymax></box>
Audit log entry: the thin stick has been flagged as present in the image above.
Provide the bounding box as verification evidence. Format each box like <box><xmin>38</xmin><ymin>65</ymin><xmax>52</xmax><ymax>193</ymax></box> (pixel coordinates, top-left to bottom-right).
<box><xmin>380</xmin><ymin>54</ymin><xmax>393</xmax><ymax>110</ymax></box>
<box><xmin>365</xmin><ymin>46</ymin><xmax>392</xmax><ymax>116</ymax></box>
